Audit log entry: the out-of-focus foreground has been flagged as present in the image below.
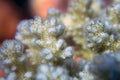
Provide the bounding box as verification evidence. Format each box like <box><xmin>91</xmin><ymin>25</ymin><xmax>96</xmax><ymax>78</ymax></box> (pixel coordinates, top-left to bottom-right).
<box><xmin>0</xmin><ymin>0</ymin><xmax>70</xmax><ymax>43</ymax></box>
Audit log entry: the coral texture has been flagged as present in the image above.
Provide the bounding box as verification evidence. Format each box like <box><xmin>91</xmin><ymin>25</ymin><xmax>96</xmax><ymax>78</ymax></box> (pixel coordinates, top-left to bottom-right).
<box><xmin>85</xmin><ymin>2</ymin><xmax>120</xmax><ymax>53</ymax></box>
<box><xmin>0</xmin><ymin>0</ymin><xmax>120</xmax><ymax>80</ymax></box>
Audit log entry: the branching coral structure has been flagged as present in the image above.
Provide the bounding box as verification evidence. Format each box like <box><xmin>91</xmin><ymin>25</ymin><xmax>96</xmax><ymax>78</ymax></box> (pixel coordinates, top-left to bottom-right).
<box><xmin>47</xmin><ymin>0</ymin><xmax>94</xmax><ymax>59</ymax></box>
<box><xmin>0</xmin><ymin>0</ymin><xmax>120</xmax><ymax>80</ymax></box>
<box><xmin>0</xmin><ymin>17</ymin><xmax>75</xmax><ymax>80</ymax></box>
<box><xmin>15</xmin><ymin>16</ymin><xmax>74</xmax><ymax>63</ymax></box>
<box><xmin>85</xmin><ymin>3</ymin><xmax>120</xmax><ymax>53</ymax></box>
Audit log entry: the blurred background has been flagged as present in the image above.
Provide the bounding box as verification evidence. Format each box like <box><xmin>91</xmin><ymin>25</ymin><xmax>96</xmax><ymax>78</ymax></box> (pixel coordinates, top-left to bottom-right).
<box><xmin>0</xmin><ymin>0</ymin><xmax>113</xmax><ymax>43</ymax></box>
<box><xmin>0</xmin><ymin>0</ymin><xmax>71</xmax><ymax>43</ymax></box>
<box><xmin>0</xmin><ymin>0</ymin><xmax>30</xmax><ymax>43</ymax></box>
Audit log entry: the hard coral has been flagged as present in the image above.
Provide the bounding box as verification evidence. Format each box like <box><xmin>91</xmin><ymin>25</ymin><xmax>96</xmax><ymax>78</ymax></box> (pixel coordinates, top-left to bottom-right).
<box><xmin>0</xmin><ymin>0</ymin><xmax>120</xmax><ymax>80</ymax></box>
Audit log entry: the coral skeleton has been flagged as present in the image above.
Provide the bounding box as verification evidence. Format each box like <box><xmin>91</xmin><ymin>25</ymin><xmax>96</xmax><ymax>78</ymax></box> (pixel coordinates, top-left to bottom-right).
<box><xmin>0</xmin><ymin>0</ymin><xmax>120</xmax><ymax>80</ymax></box>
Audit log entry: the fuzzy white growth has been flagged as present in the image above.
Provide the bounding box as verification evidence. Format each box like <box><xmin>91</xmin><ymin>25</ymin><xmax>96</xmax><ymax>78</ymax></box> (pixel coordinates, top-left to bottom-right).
<box><xmin>1</xmin><ymin>1</ymin><xmax>120</xmax><ymax>80</ymax></box>
<box><xmin>36</xmin><ymin>73</ymin><xmax>47</xmax><ymax>80</ymax></box>
<box><xmin>84</xmin><ymin>18</ymin><xmax>120</xmax><ymax>53</ymax></box>
<box><xmin>18</xmin><ymin>55</ymin><xmax>26</xmax><ymax>62</ymax></box>
<box><xmin>17</xmin><ymin>20</ymin><xmax>30</xmax><ymax>35</ymax></box>
<box><xmin>0</xmin><ymin>40</ymin><xmax>25</xmax><ymax>69</ymax></box>
<box><xmin>56</xmin><ymin>39</ymin><xmax>66</xmax><ymax>50</ymax></box>
<box><xmin>37</xmin><ymin>64</ymin><xmax>49</xmax><ymax>74</ymax></box>
<box><xmin>106</xmin><ymin>3</ymin><xmax>120</xmax><ymax>24</ymax></box>
<box><xmin>0</xmin><ymin>40</ymin><xmax>29</xmax><ymax>79</ymax></box>
<box><xmin>36</xmin><ymin>63</ymin><xmax>71</xmax><ymax>80</ymax></box>
<box><xmin>0</xmin><ymin>40</ymin><xmax>24</xmax><ymax>55</ymax></box>
<box><xmin>40</xmin><ymin>48</ymin><xmax>53</xmax><ymax>60</ymax></box>
<box><xmin>61</xmin><ymin>47</ymin><xmax>74</xmax><ymax>59</ymax></box>
<box><xmin>79</xmin><ymin>62</ymin><xmax>94</xmax><ymax>80</ymax></box>
<box><xmin>16</xmin><ymin>16</ymin><xmax>74</xmax><ymax>64</ymax></box>
<box><xmin>24</xmin><ymin>71</ymin><xmax>32</xmax><ymax>78</ymax></box>
<box><xmin>62</xmin><ymin>0</ymin><xmax>93</xmax><ymax>45</ymax></box>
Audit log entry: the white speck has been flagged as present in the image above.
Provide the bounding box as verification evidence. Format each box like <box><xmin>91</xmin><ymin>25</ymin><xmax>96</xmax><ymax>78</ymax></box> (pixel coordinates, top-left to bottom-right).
<box><xmin>36</xmin><ymin>73</ymin><xmax>47</xmax><ymax>80</ymax></box>
<box><xmin>61</xmin><ymin>47</ymin><xmax>74</xmax><ymax>59</ymax></box>
<box><xmin>38</xmin><ymin>65</ymin><xmax>49</xmax><ymax>73</ymax></box>
<box><xmin>46</xmin><ymin>40</ymin><xmax>52</xmax><ymax>45</ymax></box>
<box><xmin>19</xmin><ymin>55</ymin><xmax>26</xmax><ymax>62</ymax></box>
<box><xmin>24</xmin><ymin>71</ymin><xmax>32</xmax><ymax>78</ymax></box>
<box><xmin>56</xmin><ymin>39</ymin><xmax>66</xmax><ymax>50</ymax></box>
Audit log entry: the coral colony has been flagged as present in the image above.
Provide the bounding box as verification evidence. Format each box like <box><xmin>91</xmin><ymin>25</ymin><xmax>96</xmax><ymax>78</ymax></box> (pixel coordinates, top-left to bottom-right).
<box><xmin>0</xmin><ymin>0</ymin><xmax>120</xmax><ymax>80</ymax></box>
